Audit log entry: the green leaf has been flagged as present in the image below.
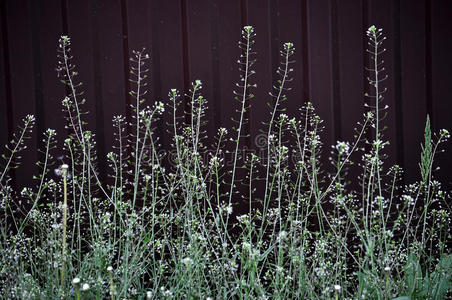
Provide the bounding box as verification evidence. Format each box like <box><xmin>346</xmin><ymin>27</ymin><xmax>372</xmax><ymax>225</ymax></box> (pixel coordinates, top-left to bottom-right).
<box><xmin>420</xmin><ymin>115</ymin><xmax>432</xmax><ymax>184</ymax></box>
<box><xmin>403</xmin><ymin>253</ymin><xmax>423</xmax><ymax>296</ymax></box>
<box><xmin>429</xmin><ymin>254</ymin><xmax>452</xmax><ymax>299</ymax></box>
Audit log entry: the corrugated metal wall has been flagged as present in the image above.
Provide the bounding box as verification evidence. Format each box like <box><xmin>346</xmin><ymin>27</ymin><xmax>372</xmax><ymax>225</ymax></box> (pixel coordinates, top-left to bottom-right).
<box><xmin>1</xmin><ymin>0</ymin><xmax>451</xmax><ymax>190</ymax></box>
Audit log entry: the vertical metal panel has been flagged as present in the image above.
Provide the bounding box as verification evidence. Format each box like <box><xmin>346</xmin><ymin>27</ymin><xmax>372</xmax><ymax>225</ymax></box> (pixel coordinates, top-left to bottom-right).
<box><xmin>91</xmin><ymin>0</ymin><xmax>127</xmax><ymax>182</ymax></box>
<box><xmin>247</xmin><ymin>0</ymin><xmax>274</xmax><ymax>151</ymax></box>
<box><xmin>400</xmin><ymin>0</ymin><xmax>427</xmax><ymax>184</ymax></box>
<box><xmin>0</xmin><ymin>0</ymin><xmax>12</xmax><ymax>161</ymax></box>
<box><xmin>337</xmin><ymin>0</ymin><xmax>366</xmax><ymax>142</ymax></box>
<box><xmin>185</xmin><ymin>0</ymin><xmax>216</xmax><ymax>139</ymax></box>
<box><xmin>215</xmin><ymin>0</ymin><xmax>242</xmax><ymax>133</ymax></box>
<box><xmin>430</xmin><ymin>0</ymin><xmax>452</xmax><ymax>186</ymax></box>
<box><xmin>3</xmin><ymin>0</ymin><xmax>38</xmax><ymax>189</ymax></box>
<box><xmin>279</xmin><ymin>0</ymin><xmax>308</xmax><ymax>115</ymax></box>
<box><xmin>307</xmin><ymin>0</ymin><xmax>335</xmax><ymax>154</ymax></box>
<box><xmin>31</xmin><ymin>0</ymin><xmax>67</xmax><ymax>150</ymax></box>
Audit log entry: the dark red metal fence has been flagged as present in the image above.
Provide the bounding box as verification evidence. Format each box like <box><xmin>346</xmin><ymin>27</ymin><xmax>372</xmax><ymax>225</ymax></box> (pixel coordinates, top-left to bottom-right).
<box><xmin>1</xmin><ymin>0</ymin><xmax>451</xmax><ymax>190</ymax></box>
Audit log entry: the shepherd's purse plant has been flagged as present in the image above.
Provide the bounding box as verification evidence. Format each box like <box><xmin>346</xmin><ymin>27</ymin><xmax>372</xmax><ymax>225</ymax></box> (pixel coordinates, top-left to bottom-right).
<box><xmin>0</xmin><ymin>25</ymin><xmax>450</xmax><ymax>299</ymax></box>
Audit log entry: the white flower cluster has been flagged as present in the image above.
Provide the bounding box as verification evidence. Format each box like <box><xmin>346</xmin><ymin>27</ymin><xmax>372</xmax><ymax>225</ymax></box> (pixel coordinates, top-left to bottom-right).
<box><xmin>160</xmin><ymin>286</ymin><xmax>172</xmax><ymax>297</ymax></box>
<box><xmin>236</xmin><ymin>214</ymin><xmax>249</xmax><ymax>225</ymax></box>
<box><xmin>441</xmin><ymin>129</ymin><xmax>450</xmax><ymax>139</ymax></box>
<box><xmin>402</xmin><ymin>194</ymin><xmax>415</xmax><ymax>206</ymax></box>
<box><xmin>25</xmin><ymin>114</ymin><xmax>35</xmax><ymax>123</ymax></box>
<box><xmin>283</xmin><ymin>42</ymin><xmax>294</xmax><ymax>50</ymax></box>
<box><xmin>335</xmin><ymin>141</ymin><xmax>350</xmax><ymax>155</ymax></box>
<box><xmin>155</xmin><ymin>101</ymin><xmax>165</xmax><ymax>115</ymax></box>
<box><xmin>181</xmin><ymin>257</ymin><xmax>193</xmax><ymax>266</ymax></box>
<box><xmin>226</xmin><ymin>204</ymin><xmax>233</xmax><ymax>215</ymax></box>
<box><xmin>209</xmin><ymin>156</ymin><xmax>220</xmax><ymax>168</ymax></box>
<box><xmin>146</xmin><ymin>291</ymin><xmax>153</xmax><ymax>299</ymax></box>
<box><xmin>46</xmin><ymin>128</ymin><xmax>56</xmax><ymax>136</ymax></box>
<box><xmin>279</xmin><ymin>113</ymin><xmax>288</xmax><ymax>121</ymax></box>
<box><xmin>59</xmin><ymin>35</ymin><xmax>70</xmax><ymax>45</ymax></box>
<box><xmin>72</xmin><ymin>277</ymin><xmax>90</xmax><ymax>291</ymax></box>
<box><xmin>277</xmin><ymin>230</ymin><xmax>288</xmax><ymax>242</ymax></box>
<box><xmin>218</xmin><ymin>127</ymin><xmax>228</xmax><ymax>135</ymax></box>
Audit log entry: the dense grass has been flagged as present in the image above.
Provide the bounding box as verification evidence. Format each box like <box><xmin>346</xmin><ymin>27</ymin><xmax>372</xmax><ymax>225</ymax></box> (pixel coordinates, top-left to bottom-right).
<box><xmin>0</xmin><ymin>26</ymin><xmax>451</xmax><ymax>299</ymax></box>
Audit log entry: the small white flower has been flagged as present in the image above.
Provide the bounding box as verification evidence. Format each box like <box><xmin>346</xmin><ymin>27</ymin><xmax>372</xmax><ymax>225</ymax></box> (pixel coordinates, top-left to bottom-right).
<box><xmin>218</xmin><ymin>127</ymin><xmax>228</xmax><ymax>135</ymax></box>
<box><xmin>278</xmin><ymin>230</ymin><xmax>288</xmax><ymax>241</ymax></box>
<box><xmin>107</xmin><ymin>266</ymin><xmax>113</xmax><ymax>272</ymax></box>
<box><xmin>280</xmin><ymin>145</ymin><xmax>288</xmax><ymax>153</ymax></box>
<box><xmin>368</xmin><ymin>25</ymin><xmax>376</xmax><ymax>33</ymax></box>
<box><xmin>82</xmin><ymin>283</ymin><xmax>90</xmax><ymax>291</ymax></box>
<box><xmin>181</xmin><ymin>257</ymin><xmax>193</xmax><ymax>266</ymax></box>
<box><xmin>384</xmin><ymin>266</ymin><xmax>391</xmax><ymax>272</ymax></box>
<box><xmin>209</xmin><ymin>156</ymin><xmax>219</xmax><ymax>167</ymax></box>
<box><xmin>243</xmin><ymin>25</ymin><xmax>254</xmax><ymax>33</ymax></box>
<box><xmin>155</xmin><ymin>101</ymin><xmax>165</xmax><ymax>114</ymax></box>
<box><xmin>72</xmin><ymin>277</ymin><xmax>80</xmax><ymax>285</ymax></box>
<box><xmin>25</xmin><ymin>114</ymin><xmax>35</xmax><ymax>122</ymax></box>
<box><xmin>284</xmin><ymin>42</ymin><xmax>294</xmax><ymax>49</ymax></box>
<box><xmin>59</xmin><ymin>35</ymin><xmax>70</xmax><ymax>45</ymax></box>
<box><xmin>146</xmin><ymin>291</ymin><xmax>153</xmax><ymax>299</ymax></box>
<box><xmin>21</xmin><ymin>187</ymin><xmax>30</xmax><ymax>196</ymax></box>
<box><xmin>242</xmin><ymin>242</ymin><xmax>251</xmax><ymax>252</ymax></box>
<box><xmin>334</xmin><ymin>284</ymin><xmax>341</xmax><ymax>292</ymax></box>
<box><xmin>107</xmin><ymin>152</ymin><xmax>115</xmax><ymax>160</ymax></box>
<box><xmin>236</xmin><ymin>215</ymin><xmax>248</xmax><ymax>224</ymax></box>
<box><xmin>335</xmin><ymin>141</ymin><xmax>350</xmax><ymax>155</ymax></box>
<box><xmin>226</xmin><ymin>204</ymin><xmax>233</xmax><ymax>215</ymax></box>
<box><xmin>402</xmin><ymin>195</ymin><xmax>415</xmax><ymax>206</ymax></box>
<box><xmin>46</xmin><ymin>128</ymin><xmax>56</xmax><ymax>135</ymax></box>
<box><xmin>373</xmin><ymin>139</ymin><xmax>383</xmax><ymax>147</ymax></box>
